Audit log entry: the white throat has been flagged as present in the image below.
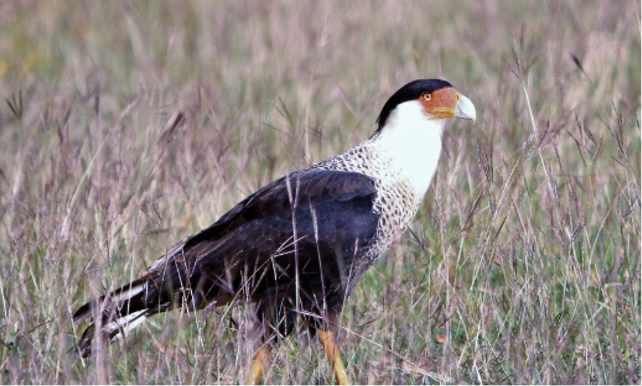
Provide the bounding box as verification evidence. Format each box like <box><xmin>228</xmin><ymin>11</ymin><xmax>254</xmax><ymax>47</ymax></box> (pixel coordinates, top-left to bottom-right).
<box><xmin>367</xmin><ymin>100</ymin><xmax>446</xmax><ymax>200</ymax></box>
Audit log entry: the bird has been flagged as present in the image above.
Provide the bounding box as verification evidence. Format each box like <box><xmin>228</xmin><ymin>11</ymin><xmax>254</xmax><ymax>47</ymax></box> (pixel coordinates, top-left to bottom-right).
<box><xmin>70</xmin><ymin>78</ymin><xmax>476</xmax><ymax>385</ymax></box>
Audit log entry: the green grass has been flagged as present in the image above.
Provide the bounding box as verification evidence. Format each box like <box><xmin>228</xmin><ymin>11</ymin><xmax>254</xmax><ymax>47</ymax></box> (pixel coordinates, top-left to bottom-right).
<box><xmin>0</xmin><ymin>1</ymin><xmax>639</xmax><ymax>384</ymax></box>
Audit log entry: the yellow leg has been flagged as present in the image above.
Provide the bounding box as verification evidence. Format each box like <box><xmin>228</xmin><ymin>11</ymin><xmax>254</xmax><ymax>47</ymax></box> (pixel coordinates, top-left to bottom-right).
<box><xmin>318</xmin><ymin>330</ymin><xmax>350</xmax><ymax>385</ymax></box>
<box><xmin>246</xmin><ymin>345</ymin><xmax>271</xmax><ymax>385</ymax></box>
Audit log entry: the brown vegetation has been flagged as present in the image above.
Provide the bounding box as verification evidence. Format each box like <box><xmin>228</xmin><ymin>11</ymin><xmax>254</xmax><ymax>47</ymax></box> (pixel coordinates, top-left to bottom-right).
<box><xmin>0</xmin><ymin>1</ymin><xmax>639</xmax><ymax>384</ymax></box>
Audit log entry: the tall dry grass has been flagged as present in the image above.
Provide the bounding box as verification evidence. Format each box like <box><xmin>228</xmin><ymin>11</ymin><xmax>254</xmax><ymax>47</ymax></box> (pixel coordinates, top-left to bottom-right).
<box><xmin>0</xmin><ymin>1</ymin><xmax>639</xmax><ymax>384</ymax></box>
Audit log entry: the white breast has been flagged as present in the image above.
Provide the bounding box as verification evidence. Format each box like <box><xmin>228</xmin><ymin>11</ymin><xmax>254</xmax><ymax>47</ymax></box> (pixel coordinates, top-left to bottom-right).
<box><xmin>364</xmin><ymin>100</ymin><xmax>445</xmax><ymax>203</ymax></box>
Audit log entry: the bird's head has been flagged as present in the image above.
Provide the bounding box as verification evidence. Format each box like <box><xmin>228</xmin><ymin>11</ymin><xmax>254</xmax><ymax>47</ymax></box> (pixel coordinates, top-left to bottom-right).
<box><xmin>372</xmin><ymin>79</ymin><xmax>476</xmax><ymax>138</ymax></box>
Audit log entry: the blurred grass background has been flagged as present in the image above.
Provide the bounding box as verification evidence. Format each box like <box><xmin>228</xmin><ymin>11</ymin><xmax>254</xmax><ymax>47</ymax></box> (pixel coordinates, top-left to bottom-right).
<box><xmin>0</xmin><ymin>0</ymin><xmax>639</xmax><ymax>384</ymax></box>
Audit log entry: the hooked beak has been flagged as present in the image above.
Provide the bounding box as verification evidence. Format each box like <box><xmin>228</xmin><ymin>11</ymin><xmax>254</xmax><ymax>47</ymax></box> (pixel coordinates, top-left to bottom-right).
<box><xmin>455</xmin><ymin>94</ymin><xmax>476</xmax><ymax>122</ymax></box>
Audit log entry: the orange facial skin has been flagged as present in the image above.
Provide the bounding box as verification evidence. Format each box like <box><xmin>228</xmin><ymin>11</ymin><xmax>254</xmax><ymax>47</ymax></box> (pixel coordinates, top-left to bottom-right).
<box><xmin>418</xmin><ymin>87</ymin><xmax>462</xmax><ymax>120</ymax></box>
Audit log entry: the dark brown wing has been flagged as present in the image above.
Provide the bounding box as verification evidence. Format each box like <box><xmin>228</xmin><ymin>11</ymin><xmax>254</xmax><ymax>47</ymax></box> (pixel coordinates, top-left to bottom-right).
<box><xmin>72</xmin><ymin>169</ymin><xmax>379</xmax><ymax>341</ymax></box>
<box><xmin>159</xmin><ymin>169</ymin><xmax>379</xmax><ymax>310</ymax></box>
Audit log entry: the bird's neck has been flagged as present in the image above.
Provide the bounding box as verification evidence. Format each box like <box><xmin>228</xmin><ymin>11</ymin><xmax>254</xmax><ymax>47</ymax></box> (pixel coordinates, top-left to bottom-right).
<box><xmin>366</xmin><ymin>103</ymin><xmax>445</xmax><ymax>201</ymax></box>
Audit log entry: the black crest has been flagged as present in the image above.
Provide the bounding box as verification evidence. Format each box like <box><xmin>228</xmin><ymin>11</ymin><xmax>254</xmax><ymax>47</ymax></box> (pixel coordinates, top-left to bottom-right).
<box><xmin>374</xmin><ymin>79</ymin><xmax>453</xmax><ymax>133</ymax></box>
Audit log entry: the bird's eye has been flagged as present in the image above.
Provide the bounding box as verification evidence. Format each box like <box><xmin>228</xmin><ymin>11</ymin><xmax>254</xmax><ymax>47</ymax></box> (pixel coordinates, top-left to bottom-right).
<box><xmin>422</xmin><ymin>93</ymin><xmax>432</xmax><ymax>101</ymax></box>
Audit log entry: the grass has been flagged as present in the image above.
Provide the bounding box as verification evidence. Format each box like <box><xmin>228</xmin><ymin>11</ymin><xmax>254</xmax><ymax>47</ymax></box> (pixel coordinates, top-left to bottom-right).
<box><xmin>0</xmin><ymin>1</ymin><xmax>639</xmax><ymax>384</ymax></box>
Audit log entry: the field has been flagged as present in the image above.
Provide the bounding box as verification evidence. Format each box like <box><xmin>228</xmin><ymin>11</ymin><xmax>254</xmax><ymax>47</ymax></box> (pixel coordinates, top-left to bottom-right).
<box><xmin>0</xmin><ymin>1</ymin><xmax>639</xmax><ymax>384</ymax></box>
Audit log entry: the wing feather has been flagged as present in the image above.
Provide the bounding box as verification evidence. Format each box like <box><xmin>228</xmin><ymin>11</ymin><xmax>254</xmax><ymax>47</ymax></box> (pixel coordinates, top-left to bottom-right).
<box><xmin>71</xmin><ymin>170</ymin><xmax>380</xmax><ymax>356</ymax></box>
<box><xmin>151</xmin><ymin>170</ymin><xmax>378</xmax><ymax>307</ymax></box>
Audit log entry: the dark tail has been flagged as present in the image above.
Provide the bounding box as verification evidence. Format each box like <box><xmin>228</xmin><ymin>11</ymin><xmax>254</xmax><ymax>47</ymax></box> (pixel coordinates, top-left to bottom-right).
<box><xmin>70</xmin><ymin>278</ymin><xmax>164</xmax><ymax>358</ymax></box>
<box><xmin>70</xmin><ymin>242</ymin><xmax>216</xmax><ymax>359</ymax></box>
